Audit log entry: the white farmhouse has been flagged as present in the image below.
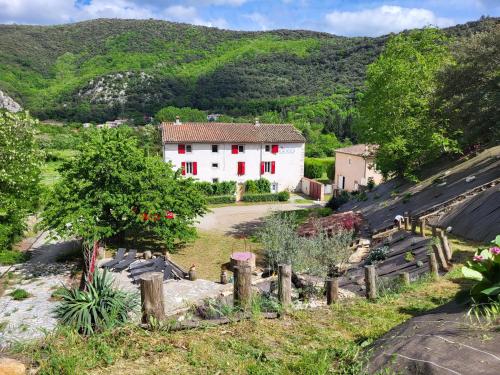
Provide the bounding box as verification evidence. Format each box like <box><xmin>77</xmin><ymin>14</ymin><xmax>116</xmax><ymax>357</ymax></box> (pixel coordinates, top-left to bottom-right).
<box><xmin>161</xmin><ymin>118</ymin><xmax>306</xmax><ymax>192</ymax></box>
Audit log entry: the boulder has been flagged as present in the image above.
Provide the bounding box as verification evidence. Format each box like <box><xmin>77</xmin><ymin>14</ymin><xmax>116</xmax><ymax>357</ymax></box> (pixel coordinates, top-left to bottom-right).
<box><xmin>0</xmin><ymin>357</ymin><xmax>26</xmax><ymax>375</ymax></box>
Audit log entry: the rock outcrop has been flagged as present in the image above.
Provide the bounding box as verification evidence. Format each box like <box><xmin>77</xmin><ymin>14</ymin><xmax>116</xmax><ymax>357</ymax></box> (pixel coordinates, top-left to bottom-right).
<box><xmin>0</xmin><ymin>90</ymin><xmax>22</xmax><ymax>112</ymax></box>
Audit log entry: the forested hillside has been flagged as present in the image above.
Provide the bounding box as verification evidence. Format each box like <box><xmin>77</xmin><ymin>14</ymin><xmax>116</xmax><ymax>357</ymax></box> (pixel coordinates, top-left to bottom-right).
<box><xmin>0</xmin><ymin>17</ymin><xmax>497</xmax><ymax>127</ymax></box>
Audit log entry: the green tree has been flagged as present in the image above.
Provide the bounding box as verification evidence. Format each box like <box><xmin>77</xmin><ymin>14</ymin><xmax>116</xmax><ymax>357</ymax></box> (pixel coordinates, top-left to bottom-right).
<box><xmin>355</xmin><ymin>29</ymin><xmax>457</xmax><ymax>179</ymax></box>
<box><xmin>433</xmin><ymin>25</ymin><xmax>500</xmax><ymax>148</ymax></box>
<box><xmin>0</xmin><ymin>111</ymin><xmax>41</xmax><ymax>253</ymax></box>
<box><xmin>155</xmin><ymin>106</ymin><xmax>207</xmax><ymax>122</ymax></box>
<box><xmin>41</xmin><ymin>128</ymin><xmax>207</xmax><ymax>281</ymax></box>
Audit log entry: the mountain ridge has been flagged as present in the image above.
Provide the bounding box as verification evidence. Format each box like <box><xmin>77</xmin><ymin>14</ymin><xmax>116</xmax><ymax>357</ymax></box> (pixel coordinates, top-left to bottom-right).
<box><xmin>0</xmin><ymin>17</ymin><xmax>497</xmax><ymax>122</ymax></box>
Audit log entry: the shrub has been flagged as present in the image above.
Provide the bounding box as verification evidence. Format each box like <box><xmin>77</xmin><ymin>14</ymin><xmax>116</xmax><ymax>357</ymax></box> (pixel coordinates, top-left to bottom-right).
<box><xmin>242</xmin><ymin>192</ymin><xmax>288</xmax><ymax>202</ymax></box>
<box><xmin>277</xmin><ymin>191</ymin><xmax>290</xmax><ymax>202</ymax></box>
<box><xmin>367</xmin><ymin>177</ymin><xmax>375</xmax><ymax>191</ymax></box>
<box><xmin>326</xmin><ymin>190</ymin><xmax>350</xmax><ymax>210</ymax></box>
<box><xmin>206</xmin><ymin>195</ymin><xmax>236</xmax><ymax>204</ymax></box>
<box><xmin>195</xmin><ymin>181</ymin><xmax>236</xmax><ymax>196</ymax></box>
<box><xmin>365</xmin><ymin>246</ymin><xmax>389</xmax><ymax>265</ymax></box>
<box><xmin>462</xmin><ymin>235</ymin><xmax>500</xmax><ymax>303</ymax></box>
<box><xmin>54</xmin><ymin>270</ymin><xmax>138</xmax><ymax>335</ymax></box>
<box><xmin>10</xmin><ymin>288</ymin><xmax>30</xmax><ymax>300</ymax></box>
<box><xmin>245</xmin><ymin>179</ymin><xmax>271</xmax><ymax>194</ymax></box>
<box><xmin>304</xmin><ymin>160</ymin><xmax>325</xmax><ymax>179</ymax></box>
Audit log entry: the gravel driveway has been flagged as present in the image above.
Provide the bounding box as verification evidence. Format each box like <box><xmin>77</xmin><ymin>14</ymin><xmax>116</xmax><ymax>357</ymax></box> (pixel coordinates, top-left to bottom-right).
<box><xmin>197</xmin><ymin>201</ymin><xmax>323</xmax><ymax>235</ymax></box>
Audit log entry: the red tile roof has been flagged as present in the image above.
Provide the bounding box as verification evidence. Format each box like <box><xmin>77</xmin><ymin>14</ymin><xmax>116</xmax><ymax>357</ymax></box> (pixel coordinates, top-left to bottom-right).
<box><xmin>335</xmin><ymin>144</ymin><xmax>378</xmax><ymax>157</ymax></box>
<box><xmin>161</xmin><ymin>122</ymin><xmax>306</xmax><ymax>144</ymax></box>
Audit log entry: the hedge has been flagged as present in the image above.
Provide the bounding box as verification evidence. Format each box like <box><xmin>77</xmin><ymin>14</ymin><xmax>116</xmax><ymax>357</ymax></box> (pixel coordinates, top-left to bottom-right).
<box><xmin>206</xmin><ymin>195</ymin><xmax>236</xmax><ymax>204</ymax></box>
<box><xmin>304</xmin><ymin>158</ymin><xmax>334</xmax><ymax>180</ymax></box>
<box><xmin>195</xmin><ymin>181</ymin><xmax>236</xmax><ymax>196</ymax></box>
<box><xmin>245</xmin><ymin>178</ymin><xmax>271</xmax><ymax>194</ymax></box>
<box><xmin>242</xmin><ymin>191</ymin><xmax>290</xmax><ymax>202</ymax></box>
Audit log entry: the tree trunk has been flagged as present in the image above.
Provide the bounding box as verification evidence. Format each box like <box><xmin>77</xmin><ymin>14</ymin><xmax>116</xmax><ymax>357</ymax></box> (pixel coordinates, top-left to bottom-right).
<box><xmin>140</xmin><ymin>272</ymin><xmax>165</xmax><ymax>324</ymax></box>
<box><xmin>326</xmin><ymin>278</ymin><xmax>339</xmax><ymax>305</ymax></box>
<box><xmin>233</xmin><ymin>265</ymin><xmax>252</xmax><ymax>309</ymax></box>
<box><xmin>278</xmin><ymin>264</ymin><xmax>292</xmax><ymax>307</ymax></box>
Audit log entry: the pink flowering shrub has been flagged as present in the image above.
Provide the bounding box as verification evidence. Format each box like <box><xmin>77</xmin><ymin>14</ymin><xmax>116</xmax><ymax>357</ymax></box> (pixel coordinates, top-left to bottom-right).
<box><xmin>462</xmin><ymin>235</ymin><xmax>500</xmax><ymax>302</ymax></box>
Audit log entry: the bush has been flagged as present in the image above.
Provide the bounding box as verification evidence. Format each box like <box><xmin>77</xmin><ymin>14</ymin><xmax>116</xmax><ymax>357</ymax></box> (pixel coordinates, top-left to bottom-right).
<box><xmin>242</xmin><ymin>193</ymin><xmax>286</xmax><ymax>202</ymax></box>
<box><xmin>206</xmin><ymin>195</ymin><xmax>236</xmax><ymax>204</ymax></box>
<box><xmin>304</xmin><ymin>158</ymin><xmax>334</xmax><ymax>181</ymax></box>
<box><xmin>54</xmin><ymin>270</ymin><xmax>138</xmax><ymax>335</ymax></box>
<box><xmin>277</xmin><ymin>191</ymin><xmax>290</xmax><ymax>201</ymax></box>
<box><xmin>326</xmin><ymin>190</ymin><xmax>350</xmax><ymax>210</ymax></box>
<box><xmin>367</xmin><ymin>177</ymin><xmax>375</xmax><ymax>191</ymax></box>
<box><xmin>195</xmin><ymin>181</ymin><xmax>236</xmax><ymax>196</ymax></box>
<box><xmin>462</xmin><ymin>235</ymin><xmax>500</xmax><ymax>303</ymax></box>
<box><xmin>245</xmin><ymin>178</ymin><xmax>271</xmax><ymax>194</ymax></box>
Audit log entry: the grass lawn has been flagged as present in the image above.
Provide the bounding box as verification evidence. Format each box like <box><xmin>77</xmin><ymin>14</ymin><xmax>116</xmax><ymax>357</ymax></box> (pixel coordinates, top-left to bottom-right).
<box><xmin>170</xmin><ymin>231</ymin><xmax>263</xmax><ymax>281</ymax></box>
<box><xmin>14</xmin><ymin>262</ymin><xmax>471</xmax><ymax>375</ymax></box>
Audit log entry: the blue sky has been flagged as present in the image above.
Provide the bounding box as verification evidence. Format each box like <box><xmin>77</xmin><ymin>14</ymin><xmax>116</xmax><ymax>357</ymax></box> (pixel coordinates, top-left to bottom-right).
<box><xmin>0</xmin><ymin>0</ymin><xmax>498</xmax><ymax>36</ymax></box>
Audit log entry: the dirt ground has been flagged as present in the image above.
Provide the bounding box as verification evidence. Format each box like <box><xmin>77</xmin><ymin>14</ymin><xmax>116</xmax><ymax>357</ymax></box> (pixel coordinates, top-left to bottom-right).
<box><xmin>197</xmin><ymin>201</ymin><xmax>323</xmax><ymax>235</ymax></box>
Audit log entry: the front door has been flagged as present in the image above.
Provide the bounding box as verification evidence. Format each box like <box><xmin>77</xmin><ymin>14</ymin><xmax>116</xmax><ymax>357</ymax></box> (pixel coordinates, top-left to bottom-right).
<box><xmin>338</xmin><ymin>175</ymin><xmax>345</xmax><ymax>190</ymax></box>
<box><xmin>271</xmin><ymin>183</ymin><xmax>279</xmax><ymax>193</ymax></box>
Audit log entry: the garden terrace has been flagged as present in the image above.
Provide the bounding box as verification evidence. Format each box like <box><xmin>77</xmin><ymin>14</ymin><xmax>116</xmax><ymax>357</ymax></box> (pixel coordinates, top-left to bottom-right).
<box><xmin>297</xmin><ymin>211</ymin><xmax>367</xmax><ymax>238</ymax></box>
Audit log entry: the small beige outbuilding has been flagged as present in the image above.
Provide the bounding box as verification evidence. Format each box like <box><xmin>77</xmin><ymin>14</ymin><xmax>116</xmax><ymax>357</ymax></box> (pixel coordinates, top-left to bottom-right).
<box><xmin>334</xmin><ymin>144</ymin><xmax>383</xmax><ymax>192</ymax></box>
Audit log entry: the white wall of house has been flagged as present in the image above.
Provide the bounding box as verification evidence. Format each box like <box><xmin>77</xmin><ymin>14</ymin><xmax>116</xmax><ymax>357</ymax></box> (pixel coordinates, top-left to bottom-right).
<box><xmin>164</xmin><ymin>142</ymin><xmax>305</xmax><ymax>192</ymax></box>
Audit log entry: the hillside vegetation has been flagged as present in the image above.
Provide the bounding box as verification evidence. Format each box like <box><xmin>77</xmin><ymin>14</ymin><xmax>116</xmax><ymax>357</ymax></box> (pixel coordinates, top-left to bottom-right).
<box><xmin>0</xmin><ymin>17</ymin><xmax>496</xmax><ymax>126</ymax></box>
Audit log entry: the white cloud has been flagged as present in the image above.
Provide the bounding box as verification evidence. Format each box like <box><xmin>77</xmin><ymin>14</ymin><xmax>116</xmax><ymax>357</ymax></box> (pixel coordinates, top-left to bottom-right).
<box><xmin>0</xmin><ymin>0</ymin><xmax>229</xmax><ymax>27</ymax></box>
<box><xmin>325</xmin><ymin>5</ymin><xmax>455</xmax><ymax>36</ymax></box>
<box><xmin>243</xmin><ymin>12</ymin><xmax>273</xmax><ymax>30</ymax></box>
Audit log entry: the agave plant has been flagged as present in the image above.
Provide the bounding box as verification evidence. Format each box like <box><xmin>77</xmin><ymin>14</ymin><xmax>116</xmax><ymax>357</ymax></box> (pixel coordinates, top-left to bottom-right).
<box><xmin>54</xmin><ymin>270</ymin><xmax>138</xmax><ymax>335</ymax></box>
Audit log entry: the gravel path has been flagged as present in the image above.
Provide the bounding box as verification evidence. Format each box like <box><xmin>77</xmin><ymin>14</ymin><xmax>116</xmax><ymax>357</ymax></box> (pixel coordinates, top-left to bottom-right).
<box><xmin>197</xmin><ymin>201</ymin><xmax>323</xmax><ymax>234</ymax></box>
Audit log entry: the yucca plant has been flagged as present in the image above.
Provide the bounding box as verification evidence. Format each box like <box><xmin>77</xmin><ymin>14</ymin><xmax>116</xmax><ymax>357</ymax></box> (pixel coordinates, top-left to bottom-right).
<box><xmin>53</xmin><ymin>270</ymin><xmax>138</xmax><ymax>335</ymax></box>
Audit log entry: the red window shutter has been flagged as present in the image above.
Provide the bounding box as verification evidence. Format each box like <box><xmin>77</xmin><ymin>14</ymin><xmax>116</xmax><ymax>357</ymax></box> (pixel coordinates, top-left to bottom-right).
<box><xmin>241</xmin><ymin>162</ymin><xmax>245</xmax><ymax>175</ymax></box>
<box><xmin>178</xmin><ymin>144</ymin><xmax>185</xmax><ymax>154</ymax></box>
<box><xmin>232</xmin><ymin>145</ymin><xmax>239</xmax><ymax>154</ymax></box>
<box><xmin>181</xmin><ymin>162</ymin><xmax>186</xmax><ymax>175</ymax></box>
<box><xmin>271</xmin><ymin>161</ymin><xmax>276</xmax><ymax>174</ymax></box>
<box><xmin>193</xmin><ymin>162</ymin><xmax>198</xmax><ymax>175</ymax></box>
<box><xmin>271</xmin><ymin>144</ymin><xmax>279</xmax><ymax>154</ymax></box>
<box><xmin>260</xmin><ymin>162</ymin><xmax>265</xmax><ymax>175</ymax></box>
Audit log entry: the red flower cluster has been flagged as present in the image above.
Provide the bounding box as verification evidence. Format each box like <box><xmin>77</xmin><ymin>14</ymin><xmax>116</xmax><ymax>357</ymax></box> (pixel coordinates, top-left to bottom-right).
<box><xmin>132</xmin><ymin>207</ymin><xmax>175</xmax><ymax>222</ymax></box>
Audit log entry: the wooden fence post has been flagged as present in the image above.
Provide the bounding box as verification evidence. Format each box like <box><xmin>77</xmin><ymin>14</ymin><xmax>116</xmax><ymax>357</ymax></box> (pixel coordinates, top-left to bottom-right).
<box><xmin>431</xmin><ymin>226</ymin><xmax>437</xmax><ymax>238</ymax></box>
<box><xmin>428</xmin><ymin>253</ymin><xmax>439</xmax><ymax>280</ymax></box>
<box><xmin>188</xmin><ymin>265</ymin><xmax>197</xmax><ymax>281</ymax></box>
<box><xmin>140</xmin><ymin>272</ymin><xmax>165</xmax><ymax>324</ymax></box>
<box><xmin>399</xmin><ymin>272</ymin><xmax>410</xmax><ymax>286</ymax></box>
<box><xmin>419</xmin><ymin>219</ymin><xmax>426</xmax><ymax>237</ymax></box>
<box><xmin>365</xmin><ymin>265</ymin><xmax>377</xmax><ymax>300</ymax></box>
<box><xmin>411</xmin><ymin>220</ymin><xmax>417</xmax><ymax>234</ymax></box>
<box><xmin>233</xmin><ymin>265</ymin><xmax>252</xmax><ymax>309</ymax></box>
<box><xmin>438</xmin><ymin>230</ymin><xmax>452</xmax><ymax>261</ymax></box>
<box><xmin>326</xmin><ymin>278</ymin><xmax>339</xmax><ymax>305</ymax></box>
<box><xmin>432</xmin><ymin>243</ymin><xmax>449</xmax><ymax>271</ymax></box>
<box><xmin>278</xmin><ymin>264</ymin><xmax>292</xmax><ymax>307</ymax></box>
<box><xmin>404</xmin><ymin>213</ymin><xmax>410</xmax><ymax>231</ymax></box>
<box><xmin>220</xmin><ymin>270</ymin><xmax>228</xmax><ymax>284</ymax></box>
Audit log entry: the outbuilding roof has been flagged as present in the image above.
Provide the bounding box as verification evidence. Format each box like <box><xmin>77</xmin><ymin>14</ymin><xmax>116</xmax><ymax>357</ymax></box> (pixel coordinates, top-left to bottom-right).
<box><xmin>161</xmin><ymin>122</ymin><xmax>306</xmax><ymax>144</ymax></box>
<box><xmin>335</xmin><ymin>144</ymin><xmax>378</xmax><ymax>157</ymax></box>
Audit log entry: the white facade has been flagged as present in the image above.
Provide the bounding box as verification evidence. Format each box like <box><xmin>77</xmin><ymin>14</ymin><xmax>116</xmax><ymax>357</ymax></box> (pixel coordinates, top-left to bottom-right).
<box><xmin>163</xmin><ymin>142</ymin><xmax>305</xmax><ymax>192</ymax></box>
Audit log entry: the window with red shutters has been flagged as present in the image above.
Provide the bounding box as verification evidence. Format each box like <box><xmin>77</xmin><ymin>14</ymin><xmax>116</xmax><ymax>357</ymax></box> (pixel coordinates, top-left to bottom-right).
<box><xmin>271</xmin><ymin>161</ymin><xmax>276</xmax><ymax>174</ymax></box>
<box><xmin>260</xmin><ymin>162</ymin><xmax>265</xmax><ymax>175</ymax></box>
<box><xmin>178</xmin><ymin>144</ymin><xmax>185</xmax><ymax>154</ymax></box>
<box><xmin>181</xmin><ymin>162</ymin><xmax>186</xmax><ymax>175</ymax></box>
<box><xmin>271</xmin><ymin>144</ymin><xmax>279</xmax><ymax>154</ymax></box>
<box><xmin>232</xmin><ymin>144</ymin><xmax>238</xmax><ymax>154</ymax></box>
<box><xmin>193</xmin><ymin>162</ymin><xmax>197</xmax><ymax>175</ymax></box>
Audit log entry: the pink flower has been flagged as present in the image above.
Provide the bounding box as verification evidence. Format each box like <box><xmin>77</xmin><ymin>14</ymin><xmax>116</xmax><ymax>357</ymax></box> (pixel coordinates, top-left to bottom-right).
<box><xmin>490</xmin><ymin>247</ymin><xmax>500</xmax><ymax>255</ymax></box>
<box><xmin>473</xmin><ymin>255</ymin><xmax>484</xmax><ymax>262</ymax></box>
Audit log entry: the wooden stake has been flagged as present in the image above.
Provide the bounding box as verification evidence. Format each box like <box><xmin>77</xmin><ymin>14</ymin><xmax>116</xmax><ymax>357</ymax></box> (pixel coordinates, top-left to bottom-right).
<box><xmin>188</xmin><ymin>265</ymin><xmax>197</xmax><ymax>281</ymax></box>
<box><xmin>220</xmin><ymin>270</ymin><xmax>228</xmax><ymax>284</ymax></box>
<box><xmin>439</xmin><ymin>231</ymin><xmax>452</xmax><ymax>261</ymax></box>
<box><xmin>278</xmin><ymin>264</ymin><xmax>292</xmax><ymax>307</ymax></box>
<box><xmin>404</xmin><ymin>213</ymin><xmax>410</xmax><ymax>231</ymax></box>
<box><xmin>419</xmin><ymin>219</ymin><xmax>426</xmax><ymax>237</ymax></box>
<box><xmin>411</xmin><ymin>220</ymin><xmax>417</xmax><ymax>234</ymax></box>
<box><xmin>432</xmin><ymin>243</ymin><xmax>449</xmax><ymax>271</ymax></box>
<box><xmin>144</xmin><ymin>250</ymin><xmax>152</xmax><ymax>260</ymax></box>
<box><xmin>431</xmin><ymin>226</ymin><xmax>437</xmax><ymax>237</ymax></box>
<box><xmin>233</xmin><ymin>265</ymin><xmax>252</xmax><ymax>309</ymax></box>
<box><xmin>326</xmin><ymin>277</ymin><xmax>339</xmax><ymax>305</ymax></box>
<box><xmin>365</xmin><ymin>265</ymin><xmax>377</xmax><ymax>300</ymax></box>
<box><xmin>428</xmin><ymin>253</ymin><xmax>439</xmax><ymax>280</ymax></box>
<box><xmin>399</xmin><ymin>272</ymin><xmax>410</xmax><ymax>286</ymax></box>
<box><xmin>140</xmin><ymin>272</ymin><xmax>165</xmax><ymax>324</ymax></box>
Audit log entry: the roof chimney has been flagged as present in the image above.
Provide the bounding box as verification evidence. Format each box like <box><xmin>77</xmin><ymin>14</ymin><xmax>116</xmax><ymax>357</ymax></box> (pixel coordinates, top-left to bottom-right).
<box><xmin>175</xmin><ymin>116</ymin><xmax>181</xmax><ymax>125</ymax></box>
<box><xmin>254</xmin><ymin>117</ymin><xmax>260</xmax><ymax>126</ymax></box>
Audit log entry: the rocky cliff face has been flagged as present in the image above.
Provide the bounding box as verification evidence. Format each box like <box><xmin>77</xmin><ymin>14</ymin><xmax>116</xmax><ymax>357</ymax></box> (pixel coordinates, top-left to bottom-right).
<box><xmin>0</xmin><ymin>90</ymin><xmax>22</xmax><ymax>112</ymax></box>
